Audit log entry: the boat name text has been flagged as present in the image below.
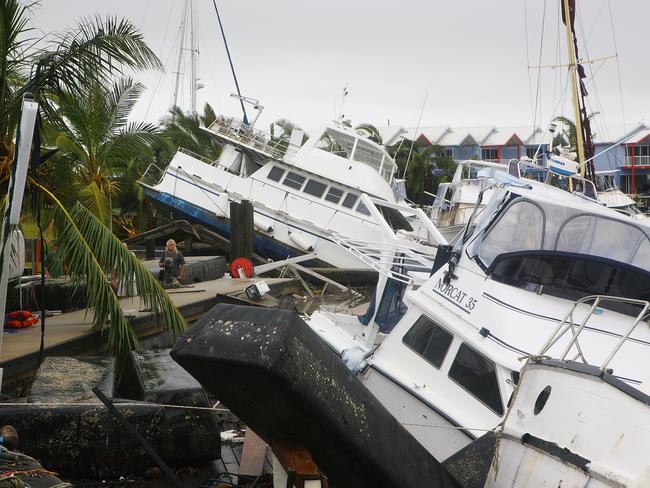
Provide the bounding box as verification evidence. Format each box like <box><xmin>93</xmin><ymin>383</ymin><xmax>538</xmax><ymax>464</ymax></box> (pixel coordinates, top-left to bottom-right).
<box><xmin>434</xmin><ymin>278</ymin><xmax>477</xmax><ymax>311</ymax></box>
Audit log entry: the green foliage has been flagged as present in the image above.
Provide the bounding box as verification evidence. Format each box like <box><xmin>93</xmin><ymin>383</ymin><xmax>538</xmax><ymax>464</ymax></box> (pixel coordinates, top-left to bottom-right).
<box><xmin>553</xmin><ymin>116</ymin><xmax>576</xmax><ymax>153</ymax></box>
<box><xmin>390</xmin><ymin>141</ymin><xmax>456</xmax><ymax>203</ymax></box>
<box><xmin>35</xmin><ymin>183</ymin><xmax>187</xmax><ymax>359</ymax></box>
<box><xmin>354</xmin><ymin>123</ymin><xmax>383</xmax><ymax>144</ymax></box>
<box><xmin>161</xmin><ymin>104</ymin><xmax>223</xmax><ymax>162</ymax></box>
<box><xmin>46</xmin><ymin>77</ymin><xmax>164</xmax><ymax>229</ymax></box>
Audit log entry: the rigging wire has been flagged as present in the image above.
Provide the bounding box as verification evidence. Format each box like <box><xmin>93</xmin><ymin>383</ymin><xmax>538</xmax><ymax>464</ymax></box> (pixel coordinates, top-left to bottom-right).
<box><xmin>144</xmin><ymin>0</ymin><xmax>180</xmax><ymax>120</ymax></box>
<box><xmin>576</xmin><ymin>6</ymin><xmax>610</xmax><ymax>151</ymax></box>
<box><xmin>607</xmin><ymin>0</ymin><xmax>627</xmax><ymax>137</ymax></box>
<box><xmin>531</xmin><ymin>0</ymin><xmax>548</xmax><ymax>133</ymax></box>
<box><xmin>402</xmin><ymin>92</ymin><xmax>428</xmax><ymax>180</ymax></box>
<box><xmin>523</xmin><ymin>0</ymin><xmax>535</xmax><ymax>129</ymax></box>
<box><xmin>210</xmin><ymin>0</ymin><xmax>249</xmax><ymax>125</ymax></box>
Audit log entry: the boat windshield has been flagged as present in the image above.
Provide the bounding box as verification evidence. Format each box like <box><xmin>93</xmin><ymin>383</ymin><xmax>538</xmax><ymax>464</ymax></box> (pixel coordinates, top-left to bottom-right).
<box><xmin>318</xmin><ymin>127</ymin><xmax>397</xmax><ymax>183</ymax></box>
<box><xmin>473</xmin><ymin>197</ymin><xmax>650</xmax><ymax>273</ymax></box>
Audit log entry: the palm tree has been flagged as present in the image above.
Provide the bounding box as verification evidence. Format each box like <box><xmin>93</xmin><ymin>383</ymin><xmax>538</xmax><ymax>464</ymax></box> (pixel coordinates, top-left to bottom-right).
<box><xmin>0</xmin><ymin>1</ymin><xmax>162</xmax><ymax>184</ymax></box>
<box><xmin>49</xmin><ymin>77</ymin><xmax>163</xmax><ymax>229</ymax></box>
<box><xmin>553</xmin><ymin>116</ymin><xmax>576</xmax><ymax>152</ymax></box>
<box><xmin>0</xmin><ymin>2</ymin><xmax>186</xmax><ymax>358</ymax></box>
<box><xmin>161</xmin><ymin>104</ymin><xmax>223</xmax><ymax>162</ymax></box>
<box><xmin>31</xmin><ymin>183</ymin><xmax>186</xmax><ymax>359</ymax></box>
<box><xmin>354</xmin><ymin>123</ymin><xmax>383</xmax><ymax>145</ymax></box>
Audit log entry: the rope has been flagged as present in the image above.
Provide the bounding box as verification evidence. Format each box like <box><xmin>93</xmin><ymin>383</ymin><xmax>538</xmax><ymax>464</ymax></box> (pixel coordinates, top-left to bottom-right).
<box><xmin>0</xmin><ymin>401</ymin><xmax>230</xmax><ymax>413</ymax></box>
<box><xmin>401</xmin><ymin>422</ymin><xmax>495</xmax><ymax>432</ymax></box>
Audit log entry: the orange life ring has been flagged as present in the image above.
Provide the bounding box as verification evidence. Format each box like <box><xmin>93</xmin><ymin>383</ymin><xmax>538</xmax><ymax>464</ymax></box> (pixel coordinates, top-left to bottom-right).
<box><xmin>229</xmin><ymin>257</ymin><xmax>254</xmax><ymax>278</ymax></box>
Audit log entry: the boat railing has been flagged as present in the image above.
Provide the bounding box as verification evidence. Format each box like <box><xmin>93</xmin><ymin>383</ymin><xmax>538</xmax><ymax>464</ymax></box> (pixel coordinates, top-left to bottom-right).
<box><xmin>207</xmin><ymin>116</ymin><xmax>300</xmax><ymax>161</ymax></box>
<box><xmin>140</xmin><ymin>163</ymin><xmax>165</xmax><ymax>186</ymax></box>
<box><xmin>537</xmin><ymin>295</ymin><xmax>650</xmax><ymax>371</ymax></box>
<box><xmin>177</xmin><ymin>147</ymin><xmax>216</xmax><ymax>166</ymax></box>
<box><xmin>331</xmin><ymin>233</ymin><xmax>435</xmax><ymax>284</ymax></box>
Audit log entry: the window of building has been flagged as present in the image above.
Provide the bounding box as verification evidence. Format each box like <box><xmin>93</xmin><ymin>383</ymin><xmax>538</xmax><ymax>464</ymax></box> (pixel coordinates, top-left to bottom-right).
<box><xmin>304</xmin><ymin>179</ymin><xmax>327</xmax><ymax>198</ymax></box>
<box><xmin>268</xmin><ymin>166</ymin><xmax>285</xmax><ymax>182</ymax></box>
<box><xmin>402</xmin><ymin>315</ymin><xmax>453</xmax><ymax>369</ymax></box>
<box><xmin>356</xmin><ymin>200</ymin><xmax>371</xmax><ymax>215</ymax></box>
<box><xmin>481</xmin><ymin>148</ymin><xmax>498</xmax><ymax>161</ymax></box>
<box><xmin>283</xmin><ymin>171</ymin><xmax>306</xmax><ymax>190</ymax></box>
<box><xmin>324</xmin><ymin>187</ymin><xmax>344</xmax><ymax>204</ymax></box>
<box><xmin>449</xmin><ymin>343</ymin><xmax>504</xmax><ymax>415</ymax></box>
<box><xmin>342</xmin><ymin>193</ymin><xmax>359</xmax><ymax>209</ymax></box>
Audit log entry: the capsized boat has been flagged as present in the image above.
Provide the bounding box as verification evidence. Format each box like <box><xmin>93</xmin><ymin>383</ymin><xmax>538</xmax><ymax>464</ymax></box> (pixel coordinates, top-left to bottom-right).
<box><xmin>141</xmin><ymin>116</ymin><xmax>447</xmax><ymax>268</ymax></box>
<box><xmin>169</xmin><ymin>303</ymin><xmax>461</xmax><ymax>488</ymax></box>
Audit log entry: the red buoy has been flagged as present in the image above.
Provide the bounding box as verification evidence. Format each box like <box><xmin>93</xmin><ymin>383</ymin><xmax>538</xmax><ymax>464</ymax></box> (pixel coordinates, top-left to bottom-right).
<box><xmin>229</xmin><ymin>257</ymin><xmax>254</xmax><ymax>279</ymax></box>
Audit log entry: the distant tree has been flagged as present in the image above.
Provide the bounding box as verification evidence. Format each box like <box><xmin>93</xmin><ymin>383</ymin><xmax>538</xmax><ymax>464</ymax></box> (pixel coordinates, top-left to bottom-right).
<box><xmin>390</xmin><ymin>140</ymin><xmax>456</xmax><ymax>203</ymax></box>
<box><xmin>161</xmin><ymin>104</ymin><xmax>222</xmax><ymax>161</ymax></box>
<box><xmin>553</xmin><ymin>116</ymin><xmax>576</xmax><ymax>153</ymax></box>
<box><xmin>354</xmin><ymin>123</ymin><xmax>383</xmax><ymax>144</ymax></box>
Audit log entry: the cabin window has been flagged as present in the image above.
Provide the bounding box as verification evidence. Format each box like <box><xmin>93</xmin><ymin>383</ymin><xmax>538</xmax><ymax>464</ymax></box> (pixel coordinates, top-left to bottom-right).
<box><xmin>304</xmin><ymin>179</ymin><xmax>327</xmax><ymax>198</ymax></box>
<box><xmin>267</xmin><ymin>166</ymin><xmax>285</xmax><ymax>182</ymax></box>
<box><xmin>402</xmin><ymin>316</ymin><xmax>453</xmax><ymax>369</ymax></box>
<box><xmin>283</xmin><ymin>171</ymin><xmax>306</xmax><ymax>190</ymax></box>
<box><xmin>356</xmin><ymin>201</ymin><xmax>371</xmax><ymax>216</ymax></box>
<box><xmin>342</xmin><ymin>193</ymin><xmax>359</xmax><ymax>209</ymax></box>
<box><xmin>449</xmin><ymin>343</ymin><xmax>504</xmax><ymax>415</ymax></box>
<box><xmin>325</xmin><ymin>187</ymin><xmax>344</xmax><ymax>204</ymax></box>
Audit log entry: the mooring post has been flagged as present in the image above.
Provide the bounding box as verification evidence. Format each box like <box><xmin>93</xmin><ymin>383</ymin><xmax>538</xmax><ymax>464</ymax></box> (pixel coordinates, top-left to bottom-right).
<box><xmin>145</xmin><ymin>238</ymin><xmax>155</xmax><ymax>260</ymax></box>
<box><xmin>230</xmin><ymin>200</ymin><xmax>253</xmax><ymax>263</ymax></box>
<box><xmin>241</xmin><ymin>199</ymin><xmax>253</xmax><ymax>262</ymax></box>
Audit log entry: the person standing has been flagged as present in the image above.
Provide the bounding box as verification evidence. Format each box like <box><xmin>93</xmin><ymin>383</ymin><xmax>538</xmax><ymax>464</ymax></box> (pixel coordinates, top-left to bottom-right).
<box><xmin>158</xmin><ymin>239</ymin><xmax>186</xmax><ymax>287</ymax></box>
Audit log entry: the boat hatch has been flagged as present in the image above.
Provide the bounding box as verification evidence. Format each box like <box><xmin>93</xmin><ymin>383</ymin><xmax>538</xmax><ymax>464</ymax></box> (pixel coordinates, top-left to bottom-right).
<box><xmin>319</xmin><ymin>127</ymin><xmax>397</xmax><ymax>183</ymax></box>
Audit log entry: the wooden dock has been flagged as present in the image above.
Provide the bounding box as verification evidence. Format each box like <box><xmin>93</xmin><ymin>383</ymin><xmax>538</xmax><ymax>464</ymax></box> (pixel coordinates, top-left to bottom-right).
<box><xmin>0</xmin><ymin>276</ymin><xmax>295</xmax><ymax>389</ymax></box>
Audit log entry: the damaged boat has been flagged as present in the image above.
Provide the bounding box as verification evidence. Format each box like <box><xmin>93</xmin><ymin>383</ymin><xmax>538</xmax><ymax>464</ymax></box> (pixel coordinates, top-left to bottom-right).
<box><xmin>170</xmin><ymin>303</ymin><xmax>461</xmax><ymax>488</ymax></box>
<box><xmin>141</xmin><ymin>116</ymin><xmax>448</xmax><ymax>268</ymax></box>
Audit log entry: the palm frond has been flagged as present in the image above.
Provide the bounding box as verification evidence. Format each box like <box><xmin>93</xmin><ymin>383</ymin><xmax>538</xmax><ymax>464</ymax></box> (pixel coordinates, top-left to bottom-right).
<box><xmin>77</xmin><ymin>180</ymin><xmax>112</xmax><ymax>228</ymax></box>
<box><xmin>106</xmin><ymin>77</ymin><xmax>146</xmax><ymax>134</ymax></box>
<box><xmin>33</xmin><ymin>181</ymin><xmax>187</xmax><ymax>358</ymax></box>
<box><xmin>23</xmin><ymin>16</ymin><xmax>161</xmax><ymax>104</ymax></box>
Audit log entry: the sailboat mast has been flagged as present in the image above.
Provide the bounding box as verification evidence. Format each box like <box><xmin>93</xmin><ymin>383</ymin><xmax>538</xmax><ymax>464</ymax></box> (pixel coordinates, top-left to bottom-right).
<box><xmin>190</xmin><ymin>0</ymin><xmax>198</xmax><ymax>114</ymax></box>
<box><xmin>172</xmin><ymin>0</ymin><xmax>189</xmax><ymax>109</ymax></box>
<box><xmin>562</xmin><ymin>0</ymin><xmax>586</xmax><ymax>176</ymax></box>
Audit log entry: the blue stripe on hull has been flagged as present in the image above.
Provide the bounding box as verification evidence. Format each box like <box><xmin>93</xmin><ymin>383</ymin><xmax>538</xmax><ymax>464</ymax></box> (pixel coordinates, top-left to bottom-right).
<box><xmin>144</xmin><ymin>188</ymin><xmax>306</xmax><ymax>262</ymax></box>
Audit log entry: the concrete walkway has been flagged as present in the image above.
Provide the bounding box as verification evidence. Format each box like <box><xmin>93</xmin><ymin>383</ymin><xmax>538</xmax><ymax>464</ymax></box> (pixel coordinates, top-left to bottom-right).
<box><xmin>0</xmin><ymin>277</ymin><xmax>294</xmax><ymax>386</ymax></box>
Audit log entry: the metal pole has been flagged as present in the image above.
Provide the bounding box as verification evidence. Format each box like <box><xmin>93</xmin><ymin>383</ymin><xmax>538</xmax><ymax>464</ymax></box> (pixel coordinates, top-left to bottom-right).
<box><xmin>172</xmin><ymin>0</ymin><xmax>189</xmax><ymax>109</ymax></box>
<box><xmin>562</xmin><ymin>0</ymin><xmax>586</xmax><ymax>176</ymax></box>
<box><xmin>190</xmin><ymin>0</ymin><xmax>198</xmax><ymax>114</ymax></box>
<box><xmin>0</xmin><ymin>95</ymin><xmax>39</xmax><ymax>389</ymax></box>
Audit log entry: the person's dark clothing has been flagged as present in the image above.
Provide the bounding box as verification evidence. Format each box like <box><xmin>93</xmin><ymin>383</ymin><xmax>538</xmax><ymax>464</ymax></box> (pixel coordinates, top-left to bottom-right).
<box><xmin>159</xmin><ymin>250</ymin><xmax>185</xmax><ymax>284</ymax></box>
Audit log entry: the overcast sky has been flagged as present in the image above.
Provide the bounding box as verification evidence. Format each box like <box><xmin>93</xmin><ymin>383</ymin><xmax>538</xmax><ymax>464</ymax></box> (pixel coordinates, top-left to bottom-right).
<box><xmin>30</xmin><ymin>0</ymin><xmax>650</xmax><ymax>137</ymax></box>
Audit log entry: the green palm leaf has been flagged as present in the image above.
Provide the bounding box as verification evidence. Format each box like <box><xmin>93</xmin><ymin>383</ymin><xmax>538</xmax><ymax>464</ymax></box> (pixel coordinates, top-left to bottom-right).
<box><xmin>33</xmin><ymin>182</ymin><xmax>187</xmax><ymax>359</ymax></box>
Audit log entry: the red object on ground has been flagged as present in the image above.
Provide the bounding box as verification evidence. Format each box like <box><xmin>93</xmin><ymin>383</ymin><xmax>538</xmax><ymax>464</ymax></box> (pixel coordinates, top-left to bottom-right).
<box><xmin>4</xmin><ymin>311</ymin><xmax>39</xmax><ymax>328</ymax></box>
<box><xmin>229</xmin><ymin>257</ymin><xmax>254</xmax><ymax>278</ymax></box>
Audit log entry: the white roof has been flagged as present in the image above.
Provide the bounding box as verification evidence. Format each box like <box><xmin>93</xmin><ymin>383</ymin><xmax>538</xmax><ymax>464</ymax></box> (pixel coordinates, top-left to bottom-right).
<box><xmin>376</xmin><ymin>126</ymin><xmax>407</xmax><ymax>147</ymax></box>
<box><xmin>482</xmin><ymin>127</ymin><xmax>525</xmax><ymax>146</ymax></box>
